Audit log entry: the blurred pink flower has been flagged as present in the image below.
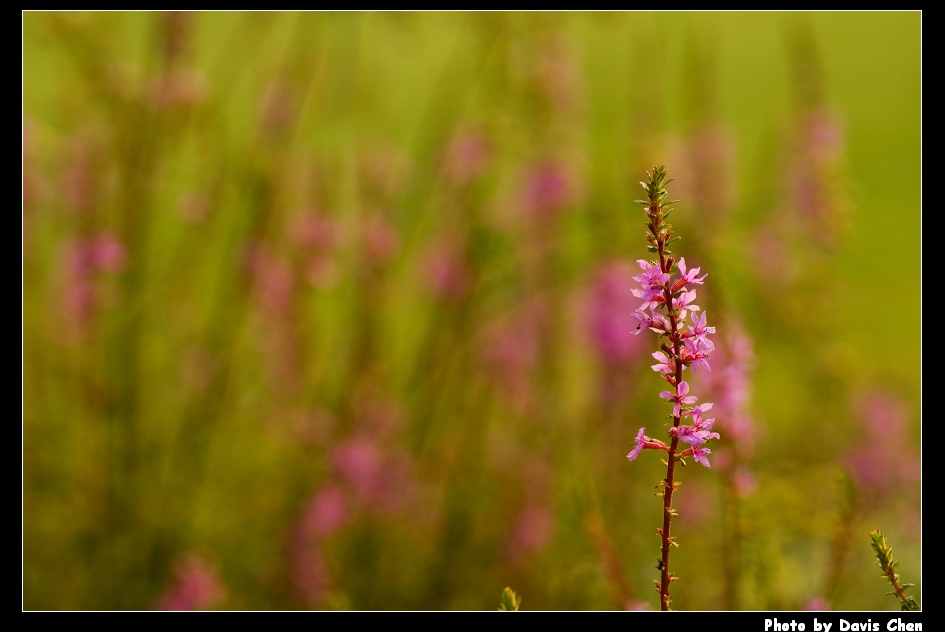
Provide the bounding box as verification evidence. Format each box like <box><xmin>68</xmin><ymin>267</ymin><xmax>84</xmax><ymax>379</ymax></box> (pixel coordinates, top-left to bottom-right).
<box><xmin>245</xmin><ymin>241</ymin><xmax>303</xmax><ymax>393</ymax></box>
<box><xmin>88</xmin><ymin>234</ymin><xmax>126</xmax><ymax>272</ymax></box>
<box><xmin>521</xmin><ymin>160</ymin><xmax>572</xmax><ymax>219</ymax></box>
<box><xmin>784</xmin><ymin>106</ymin><xmax>849</xmax><ymax>246</ymax></box>
<box><xmin>156</xmin><ymin>554</ymin><xmax>224</xmax><ymax>611</ymax></box>
<box><xmin>731</xmin><ymin>469</ymin><xmax>757</xmax><ymax>497</ymax></box>
<box><xmin>587</xmin><ymin>261</ymin><xmax>649</xmax><ymax>367</ymax></box>
<box><xmin>667</xmin><ymin>122</ymin><xmax>738</xmax><ymax>220</ymax></box>
<box><xmin>247</xmin><ymin>242</ymin><xmax>294</xmax><ymax>317</ymax></box>
<box><xmin>699</xmin><ymin>325</ymin><xmax>756</xmax><ymax>447</ymax></box>
<box><xmin>290</xmin><ymin>540</ymin><xmax>332</xmax><ymax>605</ymax></box>
<box><xmin>844</xmin><ymin>390</ymin><xmax>919</xmax><ymax>502</ymax></box>
<box><xmin>150</xmin><ymin>68</ymin><xmax>208</xmax><ymax>111</ymax></box>
<box><xmin>61</xmin><ymin>233</ymin><xmax>126</xmax><ymax>335</ymax></box>
<box><xmin>479</xmin><ymin>307</ymin><xmax>541</xmax><ymax>411</ymax></box>
<box><xmin>423</xmin><ymin>237</ymin><xmax>471</xmax><ymax>303</ymax></box>
<box><xmin>176</xmin><ymin>190</ymin><xmax>212</xmax><ymax>225</ymax></box>
<box><xmin>330</xmin><ymin>434</ymin><xmax>416</xmax><ymax>512</ymax></box>
<box><xmin>332</xmin><ymin>437</ymin><xmax>384</xmax><ymax>498</ymax></box>
<box><xmin>290</xmin><ymin>209</ymin><xmax>340</xmax><ymax>251</ymax></box>
<box><xmin>363</xmin><ymin>214</ymin><xmax>399</xmax><ymax>265</ymax></box>
<box><xmin>289</xmin><ymin>484</ymin><xmax>348</xmax><ymax>605</ymax></box>
<box><xmin>289</xmin><ymin>209</ymin><xmax>340</xmax><ymax>288</ymax></box>
<box><xmin>62</xmin><ymin>140</ymin><xmax>99</xmax><ymax>215</ymax></box>
<box><xmin>258</xmin><ymin>79</ymin><xmax>295</xmax><ymax>139</ymax></box>
<box><xmin>673</xmin><ymin>478</ymin><xmax>712</xmax><ymax>525</ymax></box>
<box><xmin>506</xmin><ymin>504</ymin><xmax>555</xmax><ymax>562</ymax></box>
<box><xmin>302</xmin><ymin>484</ymin><xmax>350</xmax><ymax>538</ymax></box>
<box><xmin>442</xmin><ymin>128</ymin><xmax>491</xmax><ymax>186</ymax></box>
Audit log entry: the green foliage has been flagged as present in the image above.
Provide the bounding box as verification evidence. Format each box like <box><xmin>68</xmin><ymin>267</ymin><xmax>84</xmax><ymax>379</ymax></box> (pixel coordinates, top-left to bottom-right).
<box><xmin>869</xmin><ymin>530</ymin><xmax>919</xmax><ymax>611</ymax></box>
<box><xmin>21</xmin><ymin>11</ymin><xmax>920</xmax><ymax>611</ymax></box>
<box><xmin>498</xmin><ymin>586</ymin><xmax>522</xmax><ymax>611</ymax></box>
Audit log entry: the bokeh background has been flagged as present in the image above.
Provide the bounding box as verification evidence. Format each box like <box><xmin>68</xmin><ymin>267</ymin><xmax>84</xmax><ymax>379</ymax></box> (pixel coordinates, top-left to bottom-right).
<box><xmin>22</xmin><ymin>11</ymin><xmax>921</xmax><ymax>611</ymax></box>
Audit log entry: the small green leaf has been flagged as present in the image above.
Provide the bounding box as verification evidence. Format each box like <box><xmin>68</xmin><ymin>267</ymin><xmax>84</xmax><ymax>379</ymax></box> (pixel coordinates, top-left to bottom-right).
<box><xmin>498</xmin><ymin>586</ymin><xmax>522</xmax><ymax>611</ymax></box>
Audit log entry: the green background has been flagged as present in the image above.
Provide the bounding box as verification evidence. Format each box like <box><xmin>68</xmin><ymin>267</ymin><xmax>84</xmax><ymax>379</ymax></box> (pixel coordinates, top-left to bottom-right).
<box><xmin>23</xmin><ymin>11</ymin><xmax>921</xmax><ymax>611</ymax></box>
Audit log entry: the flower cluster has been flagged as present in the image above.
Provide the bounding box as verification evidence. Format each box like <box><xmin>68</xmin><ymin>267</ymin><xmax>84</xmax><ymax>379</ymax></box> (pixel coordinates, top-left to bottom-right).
<box><xmin>625</xmin><ymin>167</ymin><xmax>719</xmax><ymax>468</ymax></box>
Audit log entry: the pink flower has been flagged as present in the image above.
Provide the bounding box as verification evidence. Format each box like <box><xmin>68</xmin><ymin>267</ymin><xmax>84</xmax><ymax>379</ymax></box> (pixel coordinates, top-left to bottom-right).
<box><xmin>632</xmin><ymin>308</ymin><xmax>668</xmax><ymax>335</ymax></box>
<box><xmin>88</xmin><ymin>235</ymin><xmax>126</xmax><ymax>272</ymax></box>
<box><xmin>632</xmin><ymin>260</ymin><xmax>670</xmax><ymax>308</ymax></box>
<box><xmin>627</xmin><ymin>427</ymin><xmax>669</xmax><ymax>462</ymax></box>
<box><xmin>677</xmin><ymin>446</ymin><xmax>712</xmax><ymax>468</ymax></box>
<box><xmin>660</xmin><ymin>380</ymin><xmax>698</xmax><ymax>418</ymax></box>
<box><xmin>844</xmin><ymin>390</ymin><xmax>919</xmax><ymax>502</ymax></box>
<box><xmin>650</xmin><ymin>351</ymin><xmax>675</xmax><ymax>376</ymax></box>
<box><xmin>302</xmin><ymin>485</ymin><xmax>349</xmax><ymax>538</ymax></box>
<box><xmin>156</xmin><ymin>554</ymin><xmax>224</xmax><ymax>611</ymax></box>
<box><xmin>522</xmin><ymin>160</ymin><xmax>572</xmax><ymax>218</ymax></box>
<box><xmin>671</xmin><ymin>402</ymin><xmax>720</xmax><ymax>457</ymax></box>
<box><xmin>329</xmin><ymin>434</ymin><xmax>417</xmax><ymax>512</ymax></box>
<box><xmin>363</xmin><ymin>214</ymin><xmax>400</xmax><ymax>265</ymax></box>
<box><xmin>671</xmin><ymin>289</ymin><xmax>700</xmax><ymax>321</ymax></box>
<box><xmin>247</xmin><ymin>242</ymin><xmax>294</xmax><ymax>317</ymax></box>
<box><xmin>626</xmin><ymin>428</ymin><xmax>648</xmax><ymax>461</ymax></box>
<box><xmin>672</xmin><ymin>419</ymin><xmax>720</xmax><ymax>450</ymax></box>
<box><xmin>332</xmin><ymin>437</ymin><xmax>384</xmax><ymax>499</ymax></box>
<box><xmin>587</xmin><ymin>261</ymin><xmax>649</xmax><ymax>366</ymax></box>
<box><xmin>681</xmin><ymin>337</ymin><xmax>714</xmax><ymax>372</ymax></box>
<box><xmin>685</xmin><ymin>310</ymin><xmax>716</xmax><ymax>348</ymax></box>
<box><xmin>506</xmin><ymin>504</ymin><xmax>555</xmax><ymax>560</ymax></box>
<box><xmin>442</xmin><ymin>128</ymin><xmax>491</xmax><ymax>186</ymax></box>
<box><xmin>673</xmin><ymin>257</ymin><xmax>707</xmax><ymax>291</ymax></box>
<box><xmin>423</xmin><ymin>237</ymin><xmax>471</xmax><ymax>303</ymax></box>
<box><xmin>732</xmin><ymin>469</ymin><xmax>757</xmax><ymax>496</ymax></box>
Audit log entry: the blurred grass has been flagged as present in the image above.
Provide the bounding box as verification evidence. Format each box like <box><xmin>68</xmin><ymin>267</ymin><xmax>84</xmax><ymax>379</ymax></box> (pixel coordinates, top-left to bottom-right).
<box><xmin>23</xmin><ymin>11</ymin><xmax>920</xmax><ymax>611</ymax></box>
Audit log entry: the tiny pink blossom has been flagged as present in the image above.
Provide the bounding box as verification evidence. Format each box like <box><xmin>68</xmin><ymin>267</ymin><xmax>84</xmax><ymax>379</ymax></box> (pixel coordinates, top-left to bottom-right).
<box><xmin>681</xmin><ymin>337</ymin><xmax>714</xmax><ymax>372</ymax></box>
<box><xmin>685</xmin><ymin>310</ymin><xmax>716</xmax><ymax>347</ymax></box>
<box><xmin>632</xmin><ymin>308</ymin><xmax>668</xmax><ymax>335</ymax></box>
<box><xmin>627</xmin><ymin>427</ymin><xmax>669</xmax><ymax>461</ymax></box>
<box><xmin>660</xmin><ymin>380</ymin><xmax>698</xmax><ymax>418</ymax></box>
<box><xmin>672</xmin><ymin>289</ymin><xmax>700</xmax><ymax>320</ymax></box>
<box><xmin>626</xmin><ymin>427</ymin><xmax>648</xmax><ymax>461</ymax></box>
<box><xmin>675</xmin><ymin>257</ymin><xmax>707</xmax><ymax>287</ymax></box>
<box><xmin>671</xmin><ymin>422</ymin><xmax>719</xmax><ymax>449</ymax></box>
<box><xmin>650</xmin><ymin>351</ymin><xmax>675</xmax><ymax>376</ymax></box>
<box><xmin>684</xmin><ymin>446</ymin><xmax>712</xmax><ymax>468</ymax></box>
<box><xmin>632</xmin><ymin>260</ymin><xmax>670</xmax><ymax>308</ymax></box>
